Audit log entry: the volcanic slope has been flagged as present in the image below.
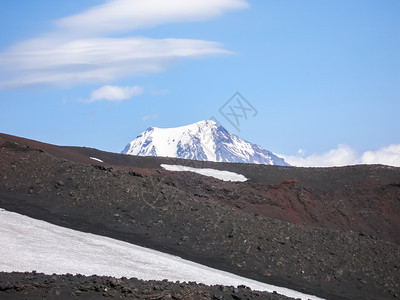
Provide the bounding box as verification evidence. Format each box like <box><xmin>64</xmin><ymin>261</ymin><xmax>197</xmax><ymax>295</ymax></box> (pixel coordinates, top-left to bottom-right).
<box><xmin>0</xmin><ymin>133</ymin><xmax>400</xmax><ymax>299</ymax></box>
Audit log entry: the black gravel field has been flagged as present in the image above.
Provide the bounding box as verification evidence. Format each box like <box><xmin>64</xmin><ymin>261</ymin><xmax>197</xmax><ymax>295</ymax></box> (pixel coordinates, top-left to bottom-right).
<box><xmin>1</xmin><ymin>133</ymin><xmax>399</xmax><ymax>299</ymax></box>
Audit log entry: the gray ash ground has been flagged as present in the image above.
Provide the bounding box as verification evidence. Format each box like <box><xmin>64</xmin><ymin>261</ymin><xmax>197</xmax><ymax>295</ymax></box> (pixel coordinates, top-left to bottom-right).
<box><xmin>1</xmin><ymin>133</ymin><xmax>400</xmax><ymax>299</ymax></box>
<box><xmin>0</xmin><ymin>272</ymin><xmax>294</xmax><ymax>300</ymax></box>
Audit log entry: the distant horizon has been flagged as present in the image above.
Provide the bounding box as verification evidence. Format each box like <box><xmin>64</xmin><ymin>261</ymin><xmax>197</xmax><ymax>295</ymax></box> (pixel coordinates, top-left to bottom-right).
<box><xmin>1</xmin><ymin>0</ymin><xmax>399</xmax><ymax>167</ymax></box>
<box><xmin>2</xmin><ymin>122</ymin><xmax>400</xmax><ymax>168</ymax></box>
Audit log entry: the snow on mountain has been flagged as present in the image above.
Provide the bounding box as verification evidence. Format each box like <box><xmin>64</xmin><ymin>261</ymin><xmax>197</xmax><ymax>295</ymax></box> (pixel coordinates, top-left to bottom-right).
<box><xmin>160</xmin><ymin>164</ymin><xmax>248</xmax><ymax>182</ymax></box>
<box><xmin>122</xmin><ymin>120</ymin><xmax>290</xmax><ymax>166</ymax></box>
<box><xmin>90</xmin><ymin>157</ymin><xmax>103</xmax><ymax>163</ymax></box>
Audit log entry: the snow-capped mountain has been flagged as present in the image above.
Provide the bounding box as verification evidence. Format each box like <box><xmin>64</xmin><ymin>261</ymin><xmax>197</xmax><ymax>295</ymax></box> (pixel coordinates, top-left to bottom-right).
<box><xmin>121</xmin><ymin>120</ymin><xmax>289</xmax><ymax>166</ymax></box>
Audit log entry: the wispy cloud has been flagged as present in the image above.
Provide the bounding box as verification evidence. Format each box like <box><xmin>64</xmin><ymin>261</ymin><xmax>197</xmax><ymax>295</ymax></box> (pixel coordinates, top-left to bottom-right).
<box><xmin>87</xmin><ymin>85</ymin><xmax>143</xmax><ymax>102</ymax></box>
<box><xmin>0</xmin><ymin>0</ymin><xmax>248</xmax><ymax>89</ymax></box>
<box><xmin>280</xmin><ymin>144</ymin><xmax>400</xmax><ymax>167</ymax></box>
<box><xmin>56</xmin><ymin>0</ymin><xmax>249</xmax><ymax>37</ymax></box>
<box><xmin>0</xmin><ymin>37</ymin><xmax>229</xmax><ymax>89</ymax></box>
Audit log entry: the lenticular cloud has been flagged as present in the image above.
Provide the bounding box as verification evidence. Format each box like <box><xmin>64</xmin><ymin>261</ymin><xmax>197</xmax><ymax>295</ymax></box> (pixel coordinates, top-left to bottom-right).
<box><xmin>56</xmin><ymin>0</ymin><xmax>249</xmax><ymax>37</ymax></box>
<box><xmin>0</xmin><ymin>37</ymin><xmax>230</xmax><ymax>89</ymax></box>
<box><xmin>0</xmin><ymin>0</ymin><xmax>248</xmax><ymax>89</ymax></box>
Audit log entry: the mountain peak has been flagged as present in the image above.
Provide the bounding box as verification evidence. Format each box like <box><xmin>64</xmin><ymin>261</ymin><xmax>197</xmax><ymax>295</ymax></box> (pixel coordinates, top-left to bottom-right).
<box><xmin>196</xmin><ymin>119</ymin><xmax>217</xmax><ymax>126</ymax></box>
<box><xmin>122</xmin><ymin>121</ymin><xmax>289</xmax><ymax>166</ymax></box>
<box><xmin>151</xmin><ymin>120</ymin><xmax>217</xmax><ymax>131</ymax></box>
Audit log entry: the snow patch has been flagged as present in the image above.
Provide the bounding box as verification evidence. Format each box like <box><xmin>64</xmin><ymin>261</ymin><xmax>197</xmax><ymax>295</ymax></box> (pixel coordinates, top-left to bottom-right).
<box><xmin>0</xmin><ymin>209</ymin><xmax>323</xmax><ymax>300</ymax></box>
<box><xmin>161</xmin><ymin>164</ymin><xmax>247</xmax><ymax>182</ymax></box>
<box><xmin>90</xmin><ymin>157</ymin><xmax>103</xmax><ymax>163</ymax></box>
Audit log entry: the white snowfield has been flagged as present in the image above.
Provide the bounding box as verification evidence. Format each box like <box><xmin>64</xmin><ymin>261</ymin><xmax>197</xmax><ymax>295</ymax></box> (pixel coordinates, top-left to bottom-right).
<box><xmin>121</xmin><ymin>120</ymin><xmax>289</xmax><ymax>166</ymax></box>
<box><xmin>0</xmin><ymin>209</ymin><xmax>323</xmax><ymax>300</ymax></box>
<box><xmin>89</xmin><ymin>157</ymin><xmax>104</xmax><ymax>163</ymax></box>
<box><xmin>123</xmin><ymin>121</ymin><xmax>218</xmax><ymax>161</ymax></box>
<box><xmin>161</xmin><ymin>164</ymin><xmax>248</xmax><ymax>182</ymax></box>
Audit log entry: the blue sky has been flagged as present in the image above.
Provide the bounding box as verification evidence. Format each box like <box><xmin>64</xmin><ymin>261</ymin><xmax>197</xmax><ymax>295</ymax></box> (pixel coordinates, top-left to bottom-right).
<box><xmin>1</xmin><ymin>0</ymin><xmax>399</xmax><ymax>166</ymax></box>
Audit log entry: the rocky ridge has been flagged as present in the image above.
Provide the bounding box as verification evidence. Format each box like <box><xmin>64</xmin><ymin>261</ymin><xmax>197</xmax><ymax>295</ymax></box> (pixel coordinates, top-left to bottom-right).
<box><xmin>0</xmin><ymin>133</ymin><xmax>399</xmax><ymax>299</ymax></box>
<box><xmin>0</xmin><ymin>272</ymin><xmax>294</xmax><ymax>300</ymax></box>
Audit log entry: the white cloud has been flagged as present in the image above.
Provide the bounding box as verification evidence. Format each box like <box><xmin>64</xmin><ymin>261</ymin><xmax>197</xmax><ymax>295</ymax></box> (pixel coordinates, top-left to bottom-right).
<box><xmin>282</xmin><ymin>144</ymin><xmax>360</xmax><ymax>167</ymax></box>
<box><xmin>297</xmin><ymin>148</ymin><xmax>306</xmax><ymax>156</ymax></box>
<box><xmin>88</xmin><ymin>85</ymin><xmax>143</xmax><ymax>102</ymax></box>
<box><xmin>0</xmin><ymin>37</ymin><xmax>229</xmax><ymax>89</ymax></box>
<box><xmin>361</xmin><ymin>144</ymin><xmax>400</xmax><ymax>166</ymax></box>
<box><xmin>0</xmin><ymin>0</ymin><xmax>248</xmax><ymax>89</ymax></box>
<box><xmin>281</xmin><ymin>144</ymin><xmax>400</xmax><ymax>167</ymax></box>
<box><xmin>57</xmin><ymin>0</ymin><xmax>249</xmax><ymax>37</ymax></box>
